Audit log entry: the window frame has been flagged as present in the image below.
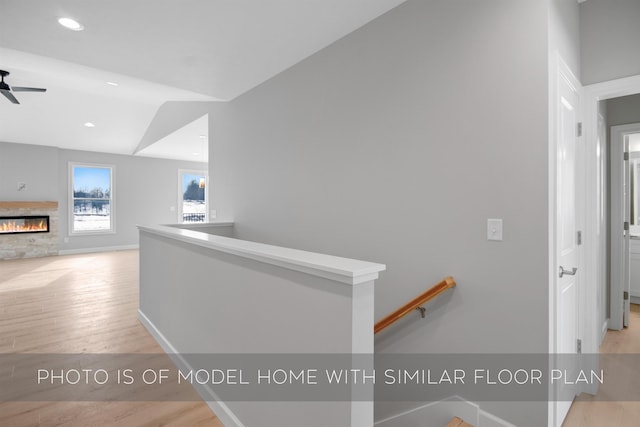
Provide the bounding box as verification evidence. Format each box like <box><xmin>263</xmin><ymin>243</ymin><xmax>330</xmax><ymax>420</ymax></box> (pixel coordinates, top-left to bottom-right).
<box><xmin>178</xmin><ymin>169</ymin><xmax>208</xmax><ymax>224</ymax></box>
<box><xmin>68</xmin><ymin>162</ymin><xmax>116</xmax><ymax>235</ymax></box>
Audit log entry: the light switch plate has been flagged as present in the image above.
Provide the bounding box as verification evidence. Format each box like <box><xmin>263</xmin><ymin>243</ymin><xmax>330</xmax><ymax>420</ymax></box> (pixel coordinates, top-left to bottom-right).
<box><xmin>487</xmin><ymin>218</ymin><xmax>503</xmax><ymax>241</ymax></box>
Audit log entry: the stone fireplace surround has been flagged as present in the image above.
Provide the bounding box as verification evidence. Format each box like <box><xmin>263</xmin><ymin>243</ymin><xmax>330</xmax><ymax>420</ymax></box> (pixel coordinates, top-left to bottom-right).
<box><xmin>0</xmin><ymin>201</ymin><xmax>59</xmax><ymax>260</ymax></box>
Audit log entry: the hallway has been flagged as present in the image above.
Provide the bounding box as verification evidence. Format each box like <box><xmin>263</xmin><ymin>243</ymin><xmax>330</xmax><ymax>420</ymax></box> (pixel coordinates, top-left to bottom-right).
<box><xmin>563</xmin><ymin>304</ymin><xmax>640</xmax><ymax>426</ymax></box>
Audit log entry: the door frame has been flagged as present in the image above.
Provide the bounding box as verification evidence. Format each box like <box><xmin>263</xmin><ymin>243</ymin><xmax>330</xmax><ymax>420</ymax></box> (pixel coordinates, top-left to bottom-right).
<box><xmin>610</xmin><ymin>123</ymin><xmax>640</xmax><ymax>329</ymax></box>
<box><xmin>581</xmin><ymin>74</ymin><xmax>640</xmax><ymax>387</ymax></box>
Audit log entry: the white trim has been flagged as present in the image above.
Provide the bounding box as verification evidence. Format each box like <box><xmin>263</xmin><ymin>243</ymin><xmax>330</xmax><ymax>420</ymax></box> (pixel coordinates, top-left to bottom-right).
<box><xmin>165</xmin><ymin>221</ymin><xmax>234</xmax><ymax>229</ymax></box>
<box><xmin>610</xmin><ymin>123</ymin><xmax>640</xmax><ymax>330</ymax></box>
<box><xmin>68</xmin><ymin>162</ymin><xmax>116</xmax><ymax>235</ymax></box>
<box><xmin>583</xmin><ymin>73</ymin><xmax>640</xmax><ymax>351</ymax></box>
<box><xmin>585</xmin><ymin>75</ymin><xmax>640</xmax><ymax>100</ymax></box>
<box><xmin>137</xmin><ymin>309</ymin><xmax>244</xmax><ymax>427</ymax></box>
<box><xmin>548</xmin><ymin>51</ymin><xmax>559</xmax><ymax>427</ymax></box>
<box><xmin>374</xmin><ymin>396</ymin><xmax>515</xmax><ymax>427</ymax></box>
<box><xmin>601</xmin><ymin>319</ymin><xmax>609</xmax><ymax>344</ymax></box>
<box><xmin>58</xmin><ymin>244</ymin><xmax>139</xmax><ymax>255</ymax></box>
<box><xmin>478</xmin><ymin>409</ymin><xmax>518</xmax><ymax>427</ymax></box>
<box><xmin>138</xmin><ymin>224</ymin><xmax>386</xmax><ymax>286</ymax></box>
<box><xmin>374</xmin><ymin>396</ymin><xmax>478</xmax><ymax>426</ymax></box>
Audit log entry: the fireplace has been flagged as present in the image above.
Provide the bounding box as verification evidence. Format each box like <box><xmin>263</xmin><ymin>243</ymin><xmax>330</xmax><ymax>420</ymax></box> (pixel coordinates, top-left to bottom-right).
<box><xmin>0</xmin><ymin>202</ymin><xmax>58</xmax><ymax>259</ymax></box>
<box><xmin>0</xmin><ymin>215</ymin><xmax>50</xmax><ymax>235</ymax></box>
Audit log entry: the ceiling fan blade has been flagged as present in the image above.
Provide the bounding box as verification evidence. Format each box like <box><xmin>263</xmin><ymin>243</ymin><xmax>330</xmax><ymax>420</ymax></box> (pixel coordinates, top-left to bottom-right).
<box><xmin>1</xmin><ymin>89</ymin><xmax>19</xmax><ymax>104</ymax></box>
<box><xmin>11</xmin><ymin>86</ymin><xmax>47</xmax><ymax>92</ymax></box>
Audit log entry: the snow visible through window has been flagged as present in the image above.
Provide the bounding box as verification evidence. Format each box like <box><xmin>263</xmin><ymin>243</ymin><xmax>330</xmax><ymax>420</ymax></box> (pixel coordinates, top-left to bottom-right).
<box><xmin>181</xmin><ymin>172</ymin><xmax>207</xmax><ymax>223</ymax></box>
<box><xmin>71</xmin><ymin>165</ymin><xmax>113</xmax><ymax>233</ymax></box>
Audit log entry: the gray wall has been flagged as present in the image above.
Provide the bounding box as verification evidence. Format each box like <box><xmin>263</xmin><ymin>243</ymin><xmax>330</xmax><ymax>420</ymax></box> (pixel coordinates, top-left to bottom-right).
<box><xmin>607</xmin><ymin>93</ymin><xmax>640</xmax><ymax>127</ymax></box>
<box><xmin>550</xmin><ymin>0</ymin><xmax>581</xmax><ymax>80</ymax></box>
<box><xmin>209</xmin><ymin>0</ymin><xmax>549</xmax><ymax>425</ymax></box>
<box><xmin>580</xmin><ymin>0</ymin><xmax>640</xmax><ymax>85</ymax></box>
<box><xmin>58</xmin><ymin>148</ymin><xmax>206</xmax><ymax>252</ymax></box>
<box><xmin>0</xmin><ymin>142</ymin><xmax>58</xmax><ymax>201</ymax></box>
<box><xmin>0</xmin><ymin>141</ymin><xmax>205</xmax><ymax>252</ymax></box>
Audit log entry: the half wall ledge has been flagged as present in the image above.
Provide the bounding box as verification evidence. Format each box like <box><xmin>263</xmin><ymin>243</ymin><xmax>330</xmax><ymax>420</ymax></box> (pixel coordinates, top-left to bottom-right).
<box><xmin>137</xmin><ymin>223</ymin><xmax>386</xmax><ymax>426</ymax></box>
<box><xmin>137</xmin><ymin>223</ymin><xmax>386</xmax><ymax>285</ymax></box>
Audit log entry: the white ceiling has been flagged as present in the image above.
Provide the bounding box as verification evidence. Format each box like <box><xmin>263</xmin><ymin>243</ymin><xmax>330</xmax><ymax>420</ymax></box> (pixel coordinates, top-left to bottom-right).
<box><xmin>0</xmin><ymin>47</ymin><xmax>214</xmax><ymax>155</ymax></box>
<box><xmin>0</xmin><ymin>0</ymin><xmax>407</xmax><ymax>160</ymax></box>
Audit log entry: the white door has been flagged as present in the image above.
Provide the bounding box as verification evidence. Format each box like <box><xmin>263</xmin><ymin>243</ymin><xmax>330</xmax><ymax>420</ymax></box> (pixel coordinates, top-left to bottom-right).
<box><xmin>554</xmin><ymin>69</ymin><xmax>580</xmax><ymax>426</ymax></box>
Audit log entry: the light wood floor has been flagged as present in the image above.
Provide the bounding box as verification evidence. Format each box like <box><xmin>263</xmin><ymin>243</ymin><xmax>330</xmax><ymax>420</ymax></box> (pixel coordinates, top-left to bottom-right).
<box><xmin>562</xmin><ymin>304</ymin><xmax>640</xmax><ymax>427</ymax></box>
<box><xmin>7</xmin><ymin>251</ymin><xmax>639</xmax><ymax>426</ymax></box>
<box><xmin>0</xmin><ymin>250</ymin><xmax>223</xmax><ymax>427</ymax></box>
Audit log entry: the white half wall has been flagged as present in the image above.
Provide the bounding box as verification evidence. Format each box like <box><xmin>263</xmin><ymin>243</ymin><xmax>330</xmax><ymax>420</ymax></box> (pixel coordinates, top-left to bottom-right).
<box><xmin>138</xmin><ymin>226</ymin><xmax>382</xmax><ymax>426</ymax></box>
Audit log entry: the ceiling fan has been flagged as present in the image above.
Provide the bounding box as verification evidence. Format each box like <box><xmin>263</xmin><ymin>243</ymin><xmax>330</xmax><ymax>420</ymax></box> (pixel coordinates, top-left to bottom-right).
<box><xmin>0</xmin><ymin>70</ymin><xmax>47</xmax><ymax>104</ymax></box>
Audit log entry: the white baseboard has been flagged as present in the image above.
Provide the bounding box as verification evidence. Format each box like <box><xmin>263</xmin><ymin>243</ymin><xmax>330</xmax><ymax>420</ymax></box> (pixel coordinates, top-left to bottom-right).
<box><xmin>375</xmin><ymin>396</ymin><xmax>479</xmax><ymax>427</ymax></box>
<box><xmin>601</xmin><ymin>319</ymin><xmax>609</xmax><ymax>344</ymax></box>
<box><xmin>137</xmin><ymin>309</ymin><xmax>244</xmax><ymax>427</ymax></box>
<box><xmin>58</xmin><ymin>244</ymin><xmax>139</xmax><ymax>255</ymax></box>
<box><xmin>374</xmin><ymin>396</ymin><xmax>515</xmax><ymax>427</ymax></box>
<box><xmin>478</xmin><ymin>408</ymin><xmax>517</xmax><ymax>427</ymax></box>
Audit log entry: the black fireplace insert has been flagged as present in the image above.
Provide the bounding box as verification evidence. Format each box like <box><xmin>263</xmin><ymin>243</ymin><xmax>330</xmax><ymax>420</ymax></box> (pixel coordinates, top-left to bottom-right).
<box><xmin>0</xmin><ymin>216</ymin><xmax>50</xmax><ymax>234</ymax></box>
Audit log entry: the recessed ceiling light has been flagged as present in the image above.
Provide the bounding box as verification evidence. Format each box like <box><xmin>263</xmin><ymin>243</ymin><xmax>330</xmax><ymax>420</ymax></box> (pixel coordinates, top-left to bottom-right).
<box><xmin>199</xmin><ymin>135</ymin><xmax>206</xmax><ymax>139</ymax></box>
<box><xmin>84</xmin><ymin>122</ymin><xmax>95</xmax><ymax>128</ymax></box>
<box><xmin>106</xmin><ymin>81</ymin><xmax>119</xmax><ymax>87</ymax></box>
<box><xmin>192</xmin><ymin>152</ymin><xmax>200</xmax><ymax>156</ymax></box>
<box><xmin>58</xmin><ymin>17</ymin><xmax>84</xmax><ymax>31</ymax></box>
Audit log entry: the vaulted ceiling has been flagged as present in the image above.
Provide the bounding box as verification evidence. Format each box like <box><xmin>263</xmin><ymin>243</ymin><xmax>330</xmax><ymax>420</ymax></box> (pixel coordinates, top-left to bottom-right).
<box><xmin>0</xmin><ymin>0</ymin><xmax>407</xmax><ymax>161</ymax></box>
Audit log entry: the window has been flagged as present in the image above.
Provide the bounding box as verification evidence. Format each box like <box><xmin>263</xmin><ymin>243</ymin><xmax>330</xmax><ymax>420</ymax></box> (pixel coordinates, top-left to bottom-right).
<box><xmin>179</xmin><ymin>170</ymin><xmax>208</xmax><ymax>223</ymax></box>
<box><xmin>70</xmin><ymin>163</ymin><xmax>114</xmax><ymax>234</ymax></box>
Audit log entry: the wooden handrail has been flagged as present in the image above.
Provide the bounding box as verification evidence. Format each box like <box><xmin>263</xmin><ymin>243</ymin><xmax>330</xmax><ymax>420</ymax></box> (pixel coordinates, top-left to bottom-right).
<box><xmin>374</xmin><ymin>276</ymin><xmax>456</xmax><ymax>334</ymax></box>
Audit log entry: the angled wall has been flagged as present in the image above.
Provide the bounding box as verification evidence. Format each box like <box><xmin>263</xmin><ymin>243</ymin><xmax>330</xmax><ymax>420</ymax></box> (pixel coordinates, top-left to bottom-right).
<box><xmin>135</xmin><ymin>101</ymin><xmax>215</xmax><ymax>154</ymax></box>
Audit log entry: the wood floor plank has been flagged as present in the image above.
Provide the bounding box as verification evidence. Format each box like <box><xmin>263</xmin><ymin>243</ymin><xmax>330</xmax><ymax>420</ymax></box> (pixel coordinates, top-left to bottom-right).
<box><xmin>0</xmin><ymin>250</ymin><xmax>223</xmax><ymax>426</ymax></box>
<box><xmin>562</xmin><ymin>304</ymin><xmax>640</xmax><ymax>427</ymax></box>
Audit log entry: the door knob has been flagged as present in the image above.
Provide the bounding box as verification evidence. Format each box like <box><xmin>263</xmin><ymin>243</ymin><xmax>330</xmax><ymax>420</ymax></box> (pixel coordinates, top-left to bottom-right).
<box><xmin>559</xmin><ymin>266</ymin><xmax>577</xmax><ymax>278</ymax></box>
